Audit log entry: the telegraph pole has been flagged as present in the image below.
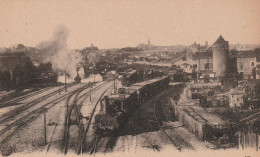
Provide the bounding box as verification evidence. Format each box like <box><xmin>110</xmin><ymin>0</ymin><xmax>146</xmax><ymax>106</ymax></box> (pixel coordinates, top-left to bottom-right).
<box><xmin>114</xmin><ymin>77</ymin><xmax>116</xmax><ymax>94</ymax></box>
<box><xmin>115</xmin><ymin>79</ymin><xmax>117</xmax><ymax>93</ymax></box>
<box><xmin>90</xmin><ymin>82</ymin><xmax>92</xmax><ymax>102</ymax></box>
<box><xmin>65</xmin><ymin>70</ymin><xmax>67</xmax><ymax>92</ymax></box>
<box><xmin>44</xmin><ymin>114</ymin><xmax>47</xmax><ymax>145</ymax></box>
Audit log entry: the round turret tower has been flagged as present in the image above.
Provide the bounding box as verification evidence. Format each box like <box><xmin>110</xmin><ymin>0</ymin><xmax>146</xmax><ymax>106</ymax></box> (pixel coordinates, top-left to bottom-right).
<box><xmin>213</xmin><ymin>35</ymin><xmax>229</xmax><ymax>78</ymax></box>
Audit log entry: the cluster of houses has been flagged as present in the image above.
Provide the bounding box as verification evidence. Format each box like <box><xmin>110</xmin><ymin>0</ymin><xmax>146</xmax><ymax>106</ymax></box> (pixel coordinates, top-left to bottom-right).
<box><xmin>173</xmin><ymin>44</ymin><xmax>259</xmax><ymax>81</ymax></box>
<box><xmin>123</xmin><ymin>36</ymin><xmax>260</xmax><ymax>82</ymax></box>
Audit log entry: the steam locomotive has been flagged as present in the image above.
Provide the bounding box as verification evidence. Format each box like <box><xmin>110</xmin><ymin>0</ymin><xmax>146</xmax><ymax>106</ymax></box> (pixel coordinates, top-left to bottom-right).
<box><xmin>94</xmin><ymin>76</ymin><xmax>170</xmax><ymax>134</ymax></box>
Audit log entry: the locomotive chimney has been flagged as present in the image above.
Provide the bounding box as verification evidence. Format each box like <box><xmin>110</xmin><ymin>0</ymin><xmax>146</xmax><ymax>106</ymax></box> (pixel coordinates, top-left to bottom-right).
<box><xmin>74</xmin><ymin>67</ymin><xmax>81</xmax><ymax>83</ymax></box>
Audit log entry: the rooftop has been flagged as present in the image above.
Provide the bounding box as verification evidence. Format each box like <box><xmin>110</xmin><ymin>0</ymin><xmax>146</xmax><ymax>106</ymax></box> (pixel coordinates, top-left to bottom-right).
<box><xmin>229</xmin><ymin>89</ymin><xmax>244</xmax><ymax>95</ymax></box>
<box><xmin>108</xmin><ymin>93</ymin><xmax>131</xmax><ymax>100</ymax></box>
<box><xmin>214</xmin><ymin>35</ymin><xmax>227</xmax><ymax>45</ymax></box>
<box><xmin>181</xmin><ymin>105</ymin><xmax>228</xmax><ymax>127</ymax></box>
<box><xmin>193</xmin><ymin>50</ymin><xmax>213</xmax><ymax>59</ymax></box>
<box><xmin>235</xmin><ymin>50</ymin><xmax>256</xmax><ymax>58</ymax></box>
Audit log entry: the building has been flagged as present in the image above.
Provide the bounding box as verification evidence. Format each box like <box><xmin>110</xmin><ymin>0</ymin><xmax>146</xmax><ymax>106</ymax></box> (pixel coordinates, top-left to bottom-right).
<box><xmin>238</xmin><ymin>111</ymin><xmax>260</xmax><ymax>151</ymax></box>
<box><xmin>213</xmin><ymin>35</ymin><xmax>229</xmax><ymax>78</ymax></box>
<box><xmin>193</xmin><ymin>49</ymin><xmax>215</xmax><ymax>81</ymax></box>
<box><xmin>189</xmin><ymin>41</ymin><xmax>209</xmax><ymax>53</ymax></box>
<box><xmin>192</xmin><ymin>35</ymin><xmax>259</xmax><ymax>81</ymax></box>
<box><xmin>257</xmin><ymin>56</ymin><xmax>260</xmax><ymax>79</ymax></box>
<box><xmin>171</xmin><ymin>98</ymin><xmax>230</xmax><ymax>142</ymax></box>
<box><xmin>172</xmin><ymin>56</ymin><xmax>197</xmax><ymax>73</ymax></box>
<box><xmin>193</xmin><ymin>50</ymin><xmax>213</xmax><ymax>72</ymax></box>
<box><xmin>229</xmin><ymin>89</ymin><xmax>244</xmax><ymax>108</ymax></box>
<box><xmin>236</xmin><ymin>51</ymin><xmax>256</xmax><ymax>79</ymax></box>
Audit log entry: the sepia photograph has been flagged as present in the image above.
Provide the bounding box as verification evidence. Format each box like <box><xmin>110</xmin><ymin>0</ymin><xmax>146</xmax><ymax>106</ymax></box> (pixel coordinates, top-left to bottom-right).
<box><xmin>0</xmin><ymin>0</ymin><xmax>259</xmax><ymax>157</ymax></box>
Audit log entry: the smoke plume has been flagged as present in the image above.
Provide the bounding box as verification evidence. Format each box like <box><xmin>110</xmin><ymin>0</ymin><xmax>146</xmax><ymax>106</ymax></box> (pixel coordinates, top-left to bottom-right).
<box><xmin>37</xmin><ymin>26</ymin><xmax>83</xmax><ymax>81</ymax></box>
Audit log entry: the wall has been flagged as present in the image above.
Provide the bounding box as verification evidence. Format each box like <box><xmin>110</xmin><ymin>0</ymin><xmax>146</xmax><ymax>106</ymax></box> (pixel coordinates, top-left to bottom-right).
<box><xmin>174</xmin><ymin>57</ymin><xmax>197</xmax><ymax>67</ymax></box>
<box><xmin>256</xmin><ymin>56</ymin><xmax>260</xmax><ymax>79</ymax></box>
<box><xmin>213</xmin><ymin>44</ymin><xmax>228</xmax><ymax>77</ymax></box>
<box><xmin>197</xmin><ymin>58</ymin><xmax>213</xmax><ymax>71</ymax></box>
<box><xmin>229</xmin><ymin>93</ymin><xmax>244</xmax><ymax>108</ymax></box>
<box><xmin>238</xmin><ymin>131</ymin><xmax>259</xmax><ymax>151</ymax></box>
<box><xmin>237</xmin><ymin>57</ymin><xmax>256</xmax><ymax>78</ymax></box>
<box><xmin>178</xmin><ymin>108</ymin><xmax>206</xmax><ymax>140</ymax></box>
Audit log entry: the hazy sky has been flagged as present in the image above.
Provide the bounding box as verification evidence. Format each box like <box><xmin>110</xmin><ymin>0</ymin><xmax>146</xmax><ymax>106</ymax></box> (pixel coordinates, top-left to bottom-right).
<box><xmin>0</xmin><ymin>0</ymin><xmax>259</xmax><ymax>49</ymax></box>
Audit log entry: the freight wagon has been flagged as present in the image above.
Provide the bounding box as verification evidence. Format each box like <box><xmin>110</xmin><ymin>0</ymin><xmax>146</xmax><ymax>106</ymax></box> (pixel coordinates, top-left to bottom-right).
<box><xmin>121</xmin><ymin>70</ymin><xmax>138</xmax><ymax>86</ymax></box>
<box><xmin>94</xmin><ymin>76</ymin><xmax>170</xmax><ymax>134</ymax></box>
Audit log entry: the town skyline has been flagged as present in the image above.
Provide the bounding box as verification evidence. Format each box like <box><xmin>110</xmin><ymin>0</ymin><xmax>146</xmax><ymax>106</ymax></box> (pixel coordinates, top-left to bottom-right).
<box><xmin>0</xmin><ymin>0</ymin><xmax>260</xmax><ymax>49</ymax></box>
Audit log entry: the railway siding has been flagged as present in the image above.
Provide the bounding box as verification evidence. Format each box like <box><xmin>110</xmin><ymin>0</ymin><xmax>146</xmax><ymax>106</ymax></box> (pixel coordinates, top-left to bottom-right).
<box><xmin>0</xmin><ymin>82</ymin><xmax>112</xmax><ymax>156</ymax></box>
<box><xmin>45</xmin><ymin>81</ymin><xmax>113</xmax><ymax>155</ymax></box>
<box><xmin>107</xmin><ymin>83</ymin><xmax>215</xmax><ymax>153</ymax></box>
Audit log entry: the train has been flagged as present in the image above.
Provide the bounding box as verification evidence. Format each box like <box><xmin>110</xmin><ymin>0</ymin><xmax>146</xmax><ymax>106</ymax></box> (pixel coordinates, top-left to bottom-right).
<box><xmin>35</xmin><ymin>72</ymin><xmax>58</xmax><ymax>84</ymax></box>
<box><xmin>120</xmin><ymin>69</ymin><xmax>164</xmax><ymax>87</ymax></box>
<box><xmin>120</xmin><ymin>70</ymin><xmax>138</xmax><ymax>86</ymax></box>
<box><xmin>93</xmin><ymin>76</ymin><xmax>170</xmax><ymax>134</ymax></box>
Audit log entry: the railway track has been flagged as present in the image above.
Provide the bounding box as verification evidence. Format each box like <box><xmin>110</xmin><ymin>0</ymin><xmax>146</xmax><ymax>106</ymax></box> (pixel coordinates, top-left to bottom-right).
<box><xmin>81</xmin><ymin>85</ymin><xmax>114</xmax><ymax>155</ymax></box>
<box><xmin>153</xmin><ymin>90</ymin><xmax>194</xmax><ymax>152</ymax></box>
<box><xmin>88</xmin><ymin>86</ymin><xmax>179</xmax><ymax>154</ymax></box>
<box><xmin>0</xmin><ymin>83</ymin><xmax>95</xmax><ymax>145</ymax></box>
<box><xmin>44</xmin><ymin>82</ymin><xmax>107</xmax><ymax>155</ymax></box>
<box><xmin>63</xmin><ymin>90</ymin><xmax>84</xmax><ymax>154</ymax></box>
<box><xmin>87</xmin><ymin>85</ymin><xmax>190</xmax><ymax>154</ymax></box>
<box><xmin>0</xmin><ymin>86</ymin><xmax>53</xmax><ymax>105</ymax></box>
<box><xmin>89</xmin><ymin>134</ymin><xmax>100</xmax><ymax>154</ymax></box>
<box><xmin>61</xmin><ymin>81</ymin><xmax>114</xmax><ymax>155</ymax></box>
<box><xmin>0</xmin><ymin>83</ymin><xmax>76</xmax><ymax>124</ymax></box>
<box><xmin>0</xmin><ymin>83</ymin><xmax>75</xmax><ymax>108</ymax></box>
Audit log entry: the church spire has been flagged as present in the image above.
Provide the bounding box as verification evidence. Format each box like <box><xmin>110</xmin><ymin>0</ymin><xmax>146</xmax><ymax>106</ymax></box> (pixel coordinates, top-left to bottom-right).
<box><xmin>148</xmin><ymin>38</ymin><xmax>151</xmax><ymax>48</ymax></box>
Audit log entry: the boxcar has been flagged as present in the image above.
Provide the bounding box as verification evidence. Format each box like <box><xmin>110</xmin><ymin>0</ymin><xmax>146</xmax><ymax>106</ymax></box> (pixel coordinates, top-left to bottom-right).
<box><xmin>93</xmin><ymin>76</ymin><xmax>169</xmax><ymax>134</ymax></box>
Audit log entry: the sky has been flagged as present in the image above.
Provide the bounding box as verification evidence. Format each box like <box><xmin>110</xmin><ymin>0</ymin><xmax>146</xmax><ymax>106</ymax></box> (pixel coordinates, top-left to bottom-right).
<box><xmin>0</xmin><ymin>0</ymin><xmax>259</xmax><ymax>49</ymax></box>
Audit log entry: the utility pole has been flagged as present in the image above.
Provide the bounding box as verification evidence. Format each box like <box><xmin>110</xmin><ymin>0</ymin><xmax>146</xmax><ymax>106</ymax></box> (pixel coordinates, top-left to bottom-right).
<box><xmin>114</xmin><ymin>77</ymin><xmax>116</xmax><ymax>94</ymax></box>
<box><xmin>197</xmin><ymin>70</ymin><xmax>199</xmax><ymax>82</ymax></box>
<box><xmin>115</xmin><ymin>79</ymin><xmax>117</xmax><ymax>92</ymax></box>
<box><xmin>44</xmin><ymin>114</ymin><xmax>47</xmax><ymax>145</ymax></box>
<box><xmin>65</xmin><ymin>70</ymin><xmax>67</xmax><ymax>92</ymax></box>
<box><xmin>90</xmin><ymin>82</ymin><xmax>92</xmax><ymax>102</ymax></box>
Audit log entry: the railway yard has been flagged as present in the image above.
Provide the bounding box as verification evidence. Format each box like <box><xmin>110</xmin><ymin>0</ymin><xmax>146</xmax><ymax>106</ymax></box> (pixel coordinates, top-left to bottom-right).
<box><xmin>0</xmin><ymin>70</ymin><xmax>258</xmax><ymax>157</ymax></box>
<box><xmin>0</xmin><ymin>80</ymin><xmax>224</xmax><ymax>156</ymax></box>
<box><xmin>0</xmin><ymin>81</ymin><xmax>115</xmax><ymax>156</ymax></box>
<box><xmin>2</xmin><ymin>1</ymin><xmax>260</xmax><ymax>157</ymax></box>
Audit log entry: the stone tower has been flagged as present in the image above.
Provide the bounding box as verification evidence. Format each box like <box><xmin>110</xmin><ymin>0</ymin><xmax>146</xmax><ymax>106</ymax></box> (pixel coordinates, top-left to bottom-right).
<box><xmin>213</xmin><ymin>35</ymin><xmax>229</xmax><ymax>77</ymax></box>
